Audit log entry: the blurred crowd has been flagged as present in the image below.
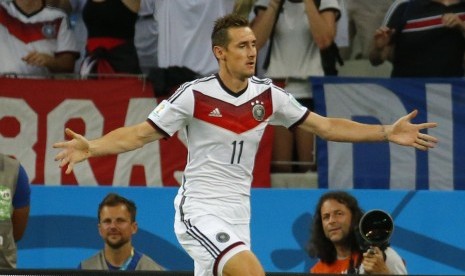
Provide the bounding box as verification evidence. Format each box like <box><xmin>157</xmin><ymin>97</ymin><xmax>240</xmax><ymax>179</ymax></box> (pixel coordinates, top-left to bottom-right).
<box><xmin>1</xmin><ymin>0</ymin><xmax>462</xmax><ymax>79</ymax></box>
<box><xmin>1</xmin><ymin>0</ymin><xmax>464</xmax><ymax>173</ymax></box>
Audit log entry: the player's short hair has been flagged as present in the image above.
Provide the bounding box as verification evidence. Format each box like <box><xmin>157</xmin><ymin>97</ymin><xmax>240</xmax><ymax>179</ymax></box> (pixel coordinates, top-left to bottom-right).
<box><xmin>98</xmin><ymin>193</ymin><xmax>137</xmax><ymax>222</ymax></box>
<box><xmin>212</xmin><ymin>13</ymin><xmax>249</xmax><ymax>49</ymax></box>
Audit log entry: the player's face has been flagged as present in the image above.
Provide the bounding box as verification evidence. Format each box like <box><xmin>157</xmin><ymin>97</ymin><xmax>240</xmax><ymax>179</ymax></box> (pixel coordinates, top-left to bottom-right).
<box><xmin>223</xmin><ymin>27</ymin><xmax>257</xmax><ymax>80</ymax></box>
<box><xmin>98</xmin><ymin>204</ymin><xmax>137</xmax><ymax>249</ymax></box>
<box><xmin>320</xmin><ymin>199</ymin><xmax>353</xmax><ymax>245</ymax></box>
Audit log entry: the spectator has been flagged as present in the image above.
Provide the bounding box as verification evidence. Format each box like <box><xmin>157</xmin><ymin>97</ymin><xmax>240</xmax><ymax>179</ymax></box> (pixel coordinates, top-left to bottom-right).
<box><xmin>149</xmin><ymin>0</ymin><xmax>235</xmax><ymax>96</ymax></box>
<box><xmin>54</xmin><ymin>14</ymin><xmax>437</xmax><ymax>276</ymax></box>
<box><xmin>369</xmin><ymin>0</ymin><xmax>465</xmax><ymax>77</ymax></box>
<box><xmin>46</xmin><ymin>0</ymin><xmax>88</xmax><ymax>74</ymax></box>
<box><xmin>80</xmin><ymin>0</ymin><xmax>141</xmax><ymax>76</ymax></box>
<box><xmin>46</xmin><ymin>0</ymin><xmax>71</xmax><ymax>12</ymax></box>
<box><xmin>79</xmin><ymin>193</ymin><xmax>163</xmax><ymax>271</ymax></box>
<box><xmin>343</xmin><ymin>0</ymin><xmax>393</xmax><ymax>60</ymax></box>
<box><xmin>0</xmin><ymin>153</ymin><xmax>31</xmax><ymax>269</ymax></box>
<box><xmin>251</xmin><ymin>0</ymin><xmax>342</xmax><ymax>172</ymax></box>
<box><xmin>135</xmin><ymin>0</ymin><xmax>158</xmax><ymax>75</ymax></box>
<box><xmin>233</xmin><ymin>0</ymin><xmax>258</xmax><ymax>19</ymax></box>
<box><xmin>308</xmin><ymin>191</ymin><xmax>407</xmax><ymax>274</ymax></box>
<box><xmin>0</xmin><ymin>0</ymin><xmax>79</xmax><ymax>76</ymax></box>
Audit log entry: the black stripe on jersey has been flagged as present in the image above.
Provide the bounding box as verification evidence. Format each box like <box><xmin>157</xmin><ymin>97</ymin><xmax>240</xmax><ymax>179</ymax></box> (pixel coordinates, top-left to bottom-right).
<box><xmin>179</xmin><ymin>195</ymin><xmax>186</xmax><ymax>222</ymax></box>
<box><xmin>184</xmin><ymin>220</ymin><xmax>221</xmax><ymax>257</ymax></box>
<box><xmin>250</xmin><ymin>76</ymin><xmax>289</xmax><ymax>96</ymax></box>
<box><xmin>272</xmin><ymin>83</ymin><xmax>287</xmax><ymax>94</ymax></box>
<box><xmin>183</xmin><ymin>220</ymin><xmax>221</xmax><ymax>258</ymax></box>
<box><xmin>168</xmin><ymin>75</ymin><xmax>216</xmax><ymax>103</ymax></box>
<box><xmin>250</xmin><ymin>76</ymin><xmax>272</xmax><ymax>85</ymax></box>
<box><xmin>191</xmin><ymin>226</ymin><xmax>221</xmax><ymax>255</ymax></box>
<box><xmin>213</xmin><ymin>242</ymin><xmax>246</xmax><ymax>276</ymax></box>
<box><xmin>216</xmin><ymin>73</ymin><xmax>248</xmax><ymax>98</ymax></box>
<box><xmin>146</xmin><ymin>119</ymin><xmax>170</xmax><ymax>138</ymax></box>
<box><xmin>186</xmin><ymin>230</ymin><xmax>218</xmax><ymax>258</ymax></box>
<box><xmin>289</xmin><ymin>110</ymin><xmax>311</xmax><ymax>131</ymax></box>
<box><xmin>168</xmin><ymin>80</ymin><xmax>194</xmax><ymax>102</ymax></box>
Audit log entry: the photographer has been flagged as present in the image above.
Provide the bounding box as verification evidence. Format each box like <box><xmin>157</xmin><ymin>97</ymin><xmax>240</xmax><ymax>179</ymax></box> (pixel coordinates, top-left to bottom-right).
<box><xmin>307</xmin><ymin>191</ymin><xmax>407</xmax><ymax>274</ymax></box>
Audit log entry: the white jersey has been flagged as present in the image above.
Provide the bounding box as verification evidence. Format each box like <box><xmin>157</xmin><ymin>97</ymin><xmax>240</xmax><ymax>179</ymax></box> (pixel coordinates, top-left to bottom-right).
<box><xmin>155</xmin><ymin>0</ymin><xmax>235</xmax><ymax>76</ymax></box>
<box><xmin>255</xmin><ymin>0</ymin><xmax>342</xmax><ymax>78</ymax></box>
<box><xmin>148</xmin><ymin>75</ymin><xmax>309</xmax><ymax>224</ymax></box>
<box><xmin>254</xmin><ymin>0</ymin><xmax>341</xmax><ymax>99</ymax></box>
<box><xmin>0</xmin><ymin>1</ymin><xmax>79</xmax><ymax>75</ymax></box>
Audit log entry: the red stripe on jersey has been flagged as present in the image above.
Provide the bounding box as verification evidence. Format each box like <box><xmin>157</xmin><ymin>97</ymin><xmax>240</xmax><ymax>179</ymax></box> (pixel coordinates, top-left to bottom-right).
<box><xmin>404</xmin><ymin>16</ymin><xmax>443</xmax><ymax>31</ymax></box>
<box><xmin>0</xmin><ymin>7</ymin><xmax>61</xmax><ymax>44</ymax></box>
<box><xmin>193</xmin><ymin>89</ymin><xmax>273</xmax><ymax>134</ymax></box>
<box><xmin>403</xmin><ymin>12</ymin><xmax>465</xmax><ymax>31</ymax></box>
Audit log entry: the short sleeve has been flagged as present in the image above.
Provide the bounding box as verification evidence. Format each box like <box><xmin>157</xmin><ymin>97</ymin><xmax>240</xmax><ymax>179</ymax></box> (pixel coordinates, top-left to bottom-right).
<box><xmin>56</xmin><ymin>14</ymin><xmax>79</xmax><ymax>55</ymax></box>
<box><xmin>268</xmin><ymin>84</ymin><xmax>309</xmax><ymax>129</ymax></box>
<box><xmin>147</xmin><ymin>89</ymin><xmax>194</xmax><ymax>137</ymax></box>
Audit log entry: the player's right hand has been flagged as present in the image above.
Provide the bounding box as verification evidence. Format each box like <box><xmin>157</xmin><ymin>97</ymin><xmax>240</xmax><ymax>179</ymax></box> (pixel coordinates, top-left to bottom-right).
<box><xmin>53</xmin><ymin>128</ymin><xmax>91</xmax><ymax>174</ymax></box>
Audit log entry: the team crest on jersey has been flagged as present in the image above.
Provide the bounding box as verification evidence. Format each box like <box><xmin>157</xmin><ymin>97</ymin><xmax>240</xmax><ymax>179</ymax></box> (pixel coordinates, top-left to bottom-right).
<box><xmin>251</xmin><ymin>100</ymin><xmax>265</xmax><ymax>121</ymax></box>
<box><xmin>216</xmin><ymin>232</ymin><xmax>230</xmax><ymax>243</ymax></box>
<box><xmin>42</xmin><ymin>23</ymin><xmax>57</xmax><ymax>39</ymax></box>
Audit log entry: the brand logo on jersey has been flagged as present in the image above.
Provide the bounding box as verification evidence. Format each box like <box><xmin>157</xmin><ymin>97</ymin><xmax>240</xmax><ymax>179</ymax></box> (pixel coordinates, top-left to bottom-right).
<box><xmin>216</xmin><ymin>232</ymin><xmax>230</xmax><ymax>243</ymax></box>
<box><xmin>251</xmin><ymin>100</ymin><xmax>265</xmax><ymax>121</ymax></box>
<box><xmin>209</xmin><ymin>108</ymin><xmax>222</xmax><ymax>117</ymax></box>
<box><xmin>42</xmin><ymin>23</ymin><xmax>57</xmax><ymax>39</ymax></box>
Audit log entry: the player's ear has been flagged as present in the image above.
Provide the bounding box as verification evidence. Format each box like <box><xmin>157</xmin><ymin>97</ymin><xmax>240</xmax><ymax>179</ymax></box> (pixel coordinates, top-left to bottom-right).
<box><xmin>132</xmin><ymin>221</ymin><xmax>138</xmax><ymax>235</ymax></box>
<box><xmin>213</xmin><ymin>45</ymin><xmax>225</xmax><ymax>61</ymax></box>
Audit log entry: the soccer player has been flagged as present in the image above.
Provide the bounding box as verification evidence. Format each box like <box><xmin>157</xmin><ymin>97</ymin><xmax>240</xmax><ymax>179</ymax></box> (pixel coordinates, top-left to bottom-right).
<box><xmin>54</xmin><ymin>13</ymin><xmax>437</xmax><ymax>276</ymax></box>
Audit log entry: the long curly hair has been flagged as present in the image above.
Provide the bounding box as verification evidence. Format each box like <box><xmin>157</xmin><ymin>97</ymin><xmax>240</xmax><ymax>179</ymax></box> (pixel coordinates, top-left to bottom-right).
<box><xmin>307</xmin><ymin>191</ymin><xmax>364</xmax><ymax>264</ymax></box>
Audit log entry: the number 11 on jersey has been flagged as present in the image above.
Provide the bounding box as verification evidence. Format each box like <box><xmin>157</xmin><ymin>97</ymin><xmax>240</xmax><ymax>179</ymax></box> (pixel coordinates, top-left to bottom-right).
<box><xmin>230</xmin><ymin>140</ymin><xmax>244</xmax><ymax>164</ymax></box>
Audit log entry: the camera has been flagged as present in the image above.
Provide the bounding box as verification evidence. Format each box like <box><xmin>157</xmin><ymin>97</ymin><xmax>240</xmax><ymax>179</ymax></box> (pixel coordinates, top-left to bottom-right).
<box><xmin>356</xmin><ymin>209</ymin><xmax>394</xmax><ymax>252</ymax></box>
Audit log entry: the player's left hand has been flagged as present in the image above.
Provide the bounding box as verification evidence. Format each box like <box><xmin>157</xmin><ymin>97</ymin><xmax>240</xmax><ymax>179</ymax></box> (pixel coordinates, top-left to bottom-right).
<box><xmin>387</xmin><ymin>110</ymin><xmax>438</xmax><ymax>150</ymax></box>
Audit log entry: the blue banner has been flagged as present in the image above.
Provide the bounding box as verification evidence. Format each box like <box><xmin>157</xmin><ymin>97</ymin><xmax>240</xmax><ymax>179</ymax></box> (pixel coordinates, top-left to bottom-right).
<box><xmin>312</xmin><ymin>77</ymin><xmax>465</xmax><ymax>190</ymax></box>
<box><xmin>17</xmin><ymin>186</ymin><xmax>465</xmax><ymax>274</ymax></box>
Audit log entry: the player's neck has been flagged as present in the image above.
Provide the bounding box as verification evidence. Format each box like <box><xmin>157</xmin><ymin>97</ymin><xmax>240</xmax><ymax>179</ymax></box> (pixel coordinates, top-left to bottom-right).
<box><xmin>14</xmin><ymin>0</ymin><xmax>44</xmax><ymax>14</ymax></box>
<box><xmin>218</xmin><ymin>70</ymin><xmax>249</xmax><ymax>93</ymax></box>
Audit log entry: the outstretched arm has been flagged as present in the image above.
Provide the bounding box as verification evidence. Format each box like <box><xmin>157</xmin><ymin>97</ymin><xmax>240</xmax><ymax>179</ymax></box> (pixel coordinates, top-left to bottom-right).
<box><xmin>53</xmin><ymin>121</ymin><xmax>164</xmax><ymax>174</ymax></box>
<box><xmin>299</xmin><ymin>110</ymin><xmax>437</xmax><ymax>150</ymax></box>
